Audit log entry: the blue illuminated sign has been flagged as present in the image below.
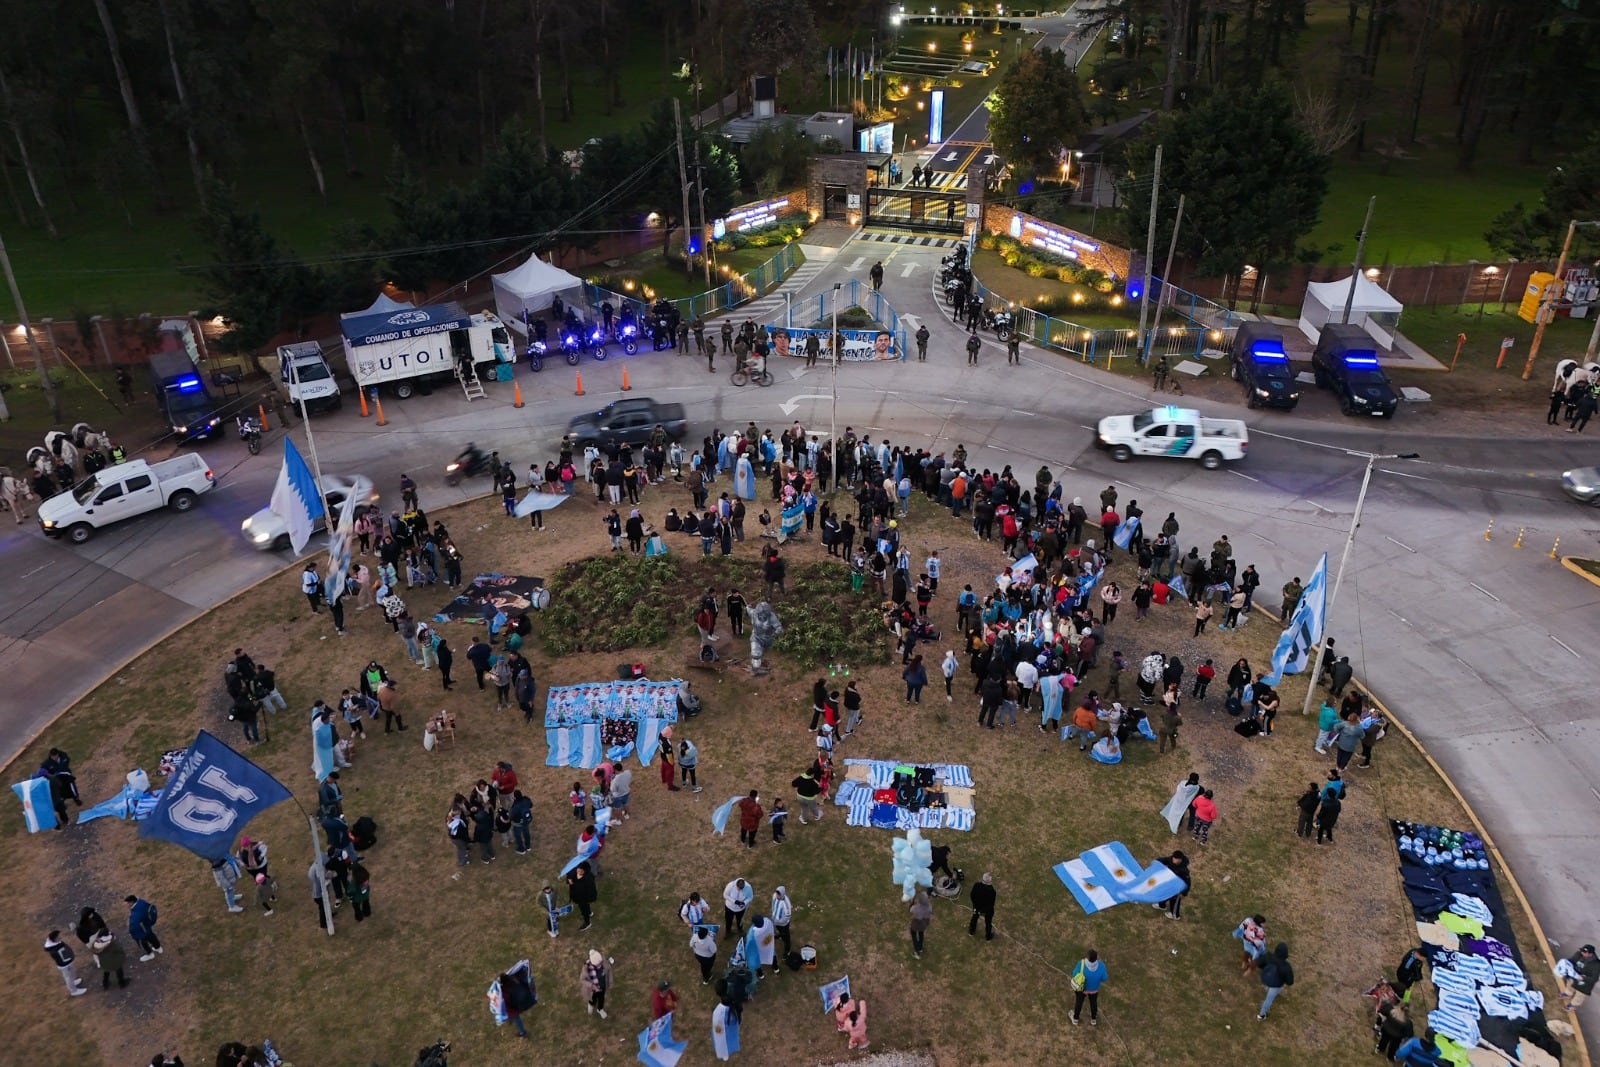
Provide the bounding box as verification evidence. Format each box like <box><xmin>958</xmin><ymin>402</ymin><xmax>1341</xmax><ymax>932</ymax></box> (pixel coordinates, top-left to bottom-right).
<box><xmin>929</xmin><ymin>90</ymin><xmax>945</xmax><ymax>144</ymax></box>
<box><xmin>174</xmin><ymin>375</ymin><xmax>203</xmax><ymax>393</ymax></box>
<box><xmin>1345</xmin><ymin>355</ymin><xmax>1380</xmax><ymax>367</ymax></box>
<box><xmin>1009</xmin><ymin>214</ymin><xmax>1101</xmax><ymax>261</ymax></box>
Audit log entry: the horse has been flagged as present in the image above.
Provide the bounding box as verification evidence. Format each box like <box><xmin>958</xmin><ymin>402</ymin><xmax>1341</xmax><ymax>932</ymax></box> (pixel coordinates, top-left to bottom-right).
<box><xmin>70</xmin><ymin>423</ymin><xmax>111</xmax><ymax>453</ymax></box>
<box><xmin>0</xmin><ymin>471</ymin><xmax>37</xmax><ymax>523</ymax></box>
<box><xmin>26</xmin><ymin>447</ymin><xmax>51</xmax><ymax>477</ymax></box>
<box><xmin>44</xmin><ymin>431</ymin><xmax>79</xmax><ymax>474</ymax></box>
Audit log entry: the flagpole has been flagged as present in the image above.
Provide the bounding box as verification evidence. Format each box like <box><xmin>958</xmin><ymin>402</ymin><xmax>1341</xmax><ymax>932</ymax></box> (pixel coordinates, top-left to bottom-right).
<box><xmin>289</xmin><ymin>358</ymin><xmax>328</xmax><ymax>492</ymax></box>
<box><xmin>1298</xmin><ymin>450</ymin><xmax>1419</xmax><ymax>716</ymax></box>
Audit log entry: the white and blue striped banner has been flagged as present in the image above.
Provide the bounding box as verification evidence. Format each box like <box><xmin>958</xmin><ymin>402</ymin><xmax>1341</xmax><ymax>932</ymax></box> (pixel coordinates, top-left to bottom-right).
<box><xmin>11</xmin><ymin>777</ymin><xmax>56</xmax><ymax>832</ymax></box>
<box><xmin>711</xmin><ymin>1002</ymin><xmax>741</xmax><ymax>1060</ymax></box>
<box><xmin>1261</xmin><ymin>553</ymin><xmax>1328</xmax><ymax>685</ymax></box>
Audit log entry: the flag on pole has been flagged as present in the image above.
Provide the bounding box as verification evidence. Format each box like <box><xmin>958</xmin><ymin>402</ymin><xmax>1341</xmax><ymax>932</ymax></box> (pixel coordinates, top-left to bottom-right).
<box><xmin>11</xmin><ymin>777</ymin><xmax>57</xmax><ymax>832</ymax></box>
<box><xmin>269</xmin><ymin>438</ymin><xmax>324</xmax><ymax>555</ymax></box>
<box><xmin>514</xmin><ymin>491</ymin><xmax>569</xmax><ymax>518</ymax></box>
<box><xmin>323</xmin><ymin>487</ymin><xmax>358</xmax><ymax>603</ymax></box>
<box><xmin>140</xmin><ymin>731</ymin><xmax>292</xmax><ymax>860</ymax></box>
<box><xmin>1260</xmin><ymin>553</ymin><xmax>1328</xmax><ymax>685</ymax></box>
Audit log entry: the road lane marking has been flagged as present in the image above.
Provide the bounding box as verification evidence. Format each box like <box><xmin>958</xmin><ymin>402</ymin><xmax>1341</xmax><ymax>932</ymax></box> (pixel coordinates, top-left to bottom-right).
<box><xmin>19</xmin><ymin>563</ymin><xmax>53</xmax><ymax>580</ymax></box>
<box><xmin>1228</xmin><ymin>470</ymin><xmax>1259</xmax><ymax>482</ymax></box>
<box><xmin>1468</xmin><ymin>582</ymin><xmax>1500</xmax><ymax>602</ymax></box>
<box><xmin>1551</xmin><ymin>636</ymin><xmax>1581</xmax><ymax>659</ymax></box>
<box><xmin>1384</xmin><ymin>536</ymin><xmax>1415</xmax><ymax>553</ymax></box>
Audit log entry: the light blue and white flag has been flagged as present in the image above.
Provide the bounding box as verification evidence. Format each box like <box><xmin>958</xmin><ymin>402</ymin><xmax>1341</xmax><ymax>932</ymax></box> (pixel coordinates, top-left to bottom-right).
<box><xmin>140</xmin><ymin>731</ymin><xmax>291</xmax><ymax>861</ymax></box>
<box><xmin>269</xmin><ymin>438</ymin><xmax>324</xmax><ymax>555</ymax></box>
<box><xmin>1112</xmin><ymin>515</ymin><xmax>1141</xmax><ymax>551</ymax></box>
<box><xmin>558</xmin><ymin>832</ymin><xmax>603</xmax><ymax>877</ymax></box>
<box><xmin>77</xmin><ymin>782</ymin><xmax>163</xmax><ymax>824</ymax></box>
<box><xmin>892</xmin><ymin>453</ymin><xmax>904</xmax><ymax>484</ymax></box>
<box><xmin>1260</xmin><ymin>553</ymin><xmax>1328</xmax><ymax>686</ymax></box>
<box><xmin>1167</xmin><ymin>573</ymin><xmax>1187</xmax><ymax>600</ymax></box>
<box><xmin>323</xmin><ymin>485</ymin><xmax>359</xmax><ymax>603</ymax></box>
<box><xmin>711</xmin><ymin>1002</ymin><xmax>741</xmax><ymax>1060</ymax></box>
<box><xmin>514</xmin><ymin>491</ymin><xmax>569</xmax><ymax>518</ymax></box>
<box><xmin>818</xmin><ymin>974</ymin><xmax>852</xmax><ymax>1013</ymax></box>
<box><xmin>780</xmin><ymin>502</ymin><xmax>804</xmax><ymax>538</ymax></box>
<box><xmin>12</xmin><ymin>777</ymin><xmax>56</xmax><ymax>832</ymax></box>
<box><xmin>637</xmin><ymin>1010</ymin><xmax>686</xmax><ymax>1067</ymax></box>
<box><xmin>710</xmin><ymin>794</ymin><xmax>745</xmax><ymax>835</ymax></box>
<box><xmin>734</xmin><ymin>456</ymin><xmax>755</xmax><ymax>500</ymax></box>
<box><xmin>312</xmin><ymin>718</ymin><xmax>336</xmax><ymax>781</ymax></box>
<box><xmin>716</xmin><ymin>436</ymin><xmax>732</xmax><ymax>472</ymax></box>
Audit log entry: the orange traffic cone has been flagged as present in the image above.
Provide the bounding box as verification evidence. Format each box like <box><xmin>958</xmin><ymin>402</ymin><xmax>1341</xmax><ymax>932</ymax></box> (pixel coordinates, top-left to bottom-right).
<box><xmin>375</xmin><ymin>396</ymin><xmax>388</xmax><ymax>427</ymax></box>
<box><xmin>575</xmin><ymin>372</ymin><xmax>585</xmax><ymax>396</ymax></box>
<box><xmin>621</xmin><ymin>367</ymin><xmax>631</xmax><ymax>391</ymax></box>
<box><xmin>513</xmin><ymin>380</ymin><xmax>525</xmax><ymax>408</ymax></box>
<box><xmin>359</xmin><ymin>388</ymin><xmax>370</xmax><ymax>418</ymax></box>
<box><xmin>257</xmin><ymin>403</ymin><xmax>269</xmax><ymax>430</ymax></box>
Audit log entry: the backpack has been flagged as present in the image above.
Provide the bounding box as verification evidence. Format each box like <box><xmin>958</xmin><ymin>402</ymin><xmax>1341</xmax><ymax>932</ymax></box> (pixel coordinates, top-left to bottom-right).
<box><xmin>1224</xmin><ymin>695</ymin><xmax>1244</xmax><ymax>717</ymax></box>
<box><xmin>1070</xmin><ymin>959</ymin><xmax>1087</xmax><ymax>991</ymax></box>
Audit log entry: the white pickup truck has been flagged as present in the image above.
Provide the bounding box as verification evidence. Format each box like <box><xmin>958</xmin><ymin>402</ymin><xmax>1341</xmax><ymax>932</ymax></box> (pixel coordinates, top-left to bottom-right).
<box><xmin>1095</xmin><ymin>406</ymin><xmax>1249</xmax><ymax>470</ymax></box>
<box><xmin>39</xmin><ymin>453</ymin><xmax>216</xmax><ymax>544</ymax></box>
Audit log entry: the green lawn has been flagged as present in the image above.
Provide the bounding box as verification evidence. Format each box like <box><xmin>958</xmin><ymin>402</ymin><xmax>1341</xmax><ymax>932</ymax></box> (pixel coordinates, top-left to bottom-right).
<box><xmin>588</xmin><ymin>245</ymin><xmax>801</xmax><ymax>303</ymax></box>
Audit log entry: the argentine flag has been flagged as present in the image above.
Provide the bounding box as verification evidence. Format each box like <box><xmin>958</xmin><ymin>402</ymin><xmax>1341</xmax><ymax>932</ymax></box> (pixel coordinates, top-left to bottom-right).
<box><xmin>269</xmin><ymin>438</ymin><xmax>324</xmax><ymax>554</ymax></box>
<box><xmin>710</xmin><ymin>794</ymin><xmax>745</xmax><ymax>835</ymax></box>
<box><xmin>734</xmin><ymin>455</ymin><xmax>755</xmax><ymax>500</ymax></box>
<box><xmin>637</xmin><ymin>1011</ymin><xmax>686</xmax><ymax>1067</ymax></box>
<box><xmin>311</xmin><ymin>718</ymin><xmax>336</xmax><ymax>781</ymax></box>
<box><xmin>711</xmin><ymin>1002</ymin><xmax>741</xmax><ymax>1060</ymax></box>
<box><xmin>514</xmin><ymin>491</ymin><xmax>569</xmax><ymax>518</ymax></box>
<box><xmin>1260</xmin><ymin>553</ymin><xmax>1328</xmax><ymax>686</ymax></box>
<box><xmin>12</xmin><ymin>777</ymin><xmax>56</xmax><ymax>832</ymax></box>
<box><xmin>1167</xmin><ymin>573</ymin><xmax>1187</xmax><ymax>600</ymax></box>
<box><xmin>1112</xmin><ymin>515</ymin><xmax>1141</xmax><ymax>551</ymax></box>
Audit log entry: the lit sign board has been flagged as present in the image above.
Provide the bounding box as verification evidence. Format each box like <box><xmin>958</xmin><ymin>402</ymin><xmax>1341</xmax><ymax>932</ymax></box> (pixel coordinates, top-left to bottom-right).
<box><xmin>722</xmin><ymin>197</ymin><xmax>790</xmax><ymax>233</ymax></box>
<box><xmin>1008</xmin><ymin>213</ymin><xmax>1100</xmax><ymax>261</ymax></box>
<box><xmin>858</xmin><ymin>121</ymin><xmax>894</xmax><ymax>154</ymax></box>
<box><xmin>712</xmin><ymin>219</ymin><xmax>727</xmax><ymax>240</ymax></box>
<box><xmin>929</xmin><ymin>90</ymin><xmax>945</xmax><ymax>144</ymax></box>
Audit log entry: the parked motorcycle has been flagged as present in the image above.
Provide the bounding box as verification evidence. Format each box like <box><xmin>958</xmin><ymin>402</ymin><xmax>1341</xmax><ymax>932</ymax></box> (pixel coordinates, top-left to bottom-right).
<box><xmin>526</xmin><ymin>340</ymin><xmax>545</xmax><ymax>372</ymax></box>
<box><xmin>236</xmin><ymin>414</ymin><xmax>262</xmax><ymax>455</ymax></box>
<box><xmin>558</xmin><ymin>326</ymin><xmax>583</xmax><ymax>365</ymax></box>
<box><xmin>944</xmin><ymin>277</ymin><xmax>968</xmax><ymax>307</ymax></box>
<box><xmin>612</xmin><ymin>319</ymin><xmax>640</xmax><ymax>355</ymax></box>
<box><xmin>990</xmin><ymin>309</ymin><xmax>1014</xmax><ymax>341</ymax></box>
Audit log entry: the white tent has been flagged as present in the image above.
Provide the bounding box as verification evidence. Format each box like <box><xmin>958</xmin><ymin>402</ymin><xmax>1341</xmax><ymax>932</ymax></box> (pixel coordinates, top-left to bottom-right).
<box><xmin>341</xmin><ymin>292</ymin><xmax>413</xmax><ymax>320</ymax></box>
<box><xmin>492</xmin><ymin>254</ymin><xmax>586</xmax><ymax>334</ymax></box>
<box><xmin>1298</xmin><ymin>274</ymin><xmax>1404</xmax><ymax>349</ymax></box>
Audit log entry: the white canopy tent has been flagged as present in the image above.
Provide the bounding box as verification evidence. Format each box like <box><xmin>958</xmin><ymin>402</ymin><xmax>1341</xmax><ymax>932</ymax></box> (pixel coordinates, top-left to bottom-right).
<box><xmin>341</xmin><ymin>292</ymin><xmax>413</xmax><ymax>320</ymax></box>
<box><xmin>1297</xmin><ymin>274</ymin><xmax>1404</xmax><ymax>349</ymax></box>
<box><xmin>492</xmin><ymin>254</ymin><xmax>586</xmax><ymax>334</ymax></box>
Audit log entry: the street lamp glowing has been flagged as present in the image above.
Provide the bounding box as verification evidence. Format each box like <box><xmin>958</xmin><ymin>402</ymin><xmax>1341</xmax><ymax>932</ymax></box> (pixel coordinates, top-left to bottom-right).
<box><xmin>927</xmin><ymin>42</ymin><xmax>937</xmax><ymax>52</ymax></box>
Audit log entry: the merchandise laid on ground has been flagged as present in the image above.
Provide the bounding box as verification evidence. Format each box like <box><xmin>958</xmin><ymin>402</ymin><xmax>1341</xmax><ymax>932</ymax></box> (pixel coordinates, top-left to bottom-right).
<box><xmin>542</xmin><ymin>680</ymin><xmax>683</xmax><ymax>768</ymax></box>
<box><xmin>832</xmin><ymin>759</ymin><xmax>975</xmax><ymax>831</ymax></box>
<box><xmin>1390</xmin><ymin>820</ymin><xmax>1564</xmax><ymax>1065</ymax></box>
<box><xmin>430</xmin><ymin>574</ymin><xmax>547</xmax><ymax>624</ymax></box>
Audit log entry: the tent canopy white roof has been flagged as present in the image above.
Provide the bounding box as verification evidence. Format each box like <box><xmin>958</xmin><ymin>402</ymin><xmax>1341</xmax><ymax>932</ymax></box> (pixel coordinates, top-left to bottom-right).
<box><xmin>341</xmin><ymin>292</ymin><xmax>413</xmax><ymax>320</ymax></box>
<box><xmin>492</xmin><ymin>254</ymin><xmax>586</xmax><ymax>332</ymax></box>
<box><xmin>1298</xmin><ymin>273</ymin><xmax>1404</xmax><ymax>348</ymax></box>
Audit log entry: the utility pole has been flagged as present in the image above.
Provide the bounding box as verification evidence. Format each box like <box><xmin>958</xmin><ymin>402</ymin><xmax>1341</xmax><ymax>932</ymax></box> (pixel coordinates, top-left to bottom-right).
<box><xmin>1134</xmin><ymin>144</ymin><xmax>1162</xmax><ymax>365</ymax></box>
<box><xmin>1523</xmin><ymin>219</ymin><xmax>1600</xmax><ymax>380</ymax></box>
<box><xmin>672</xmin><ymin>98</ymin><xmax>695</xmax><ymax>278</ymax></box>
<box><xmin>1149</xmin><ymin>193</ymin><xmax>1185</xmax><ymax>341</ymax></box>
<box><xmin>1341</xmin><ymin>196</ymin><xmax>1376</xmax><ymax>324</ymax></box>
<box><xmin>0</xmin><ymin>227</ymin><xmax>58</xmax><ymax>421</ymax></box>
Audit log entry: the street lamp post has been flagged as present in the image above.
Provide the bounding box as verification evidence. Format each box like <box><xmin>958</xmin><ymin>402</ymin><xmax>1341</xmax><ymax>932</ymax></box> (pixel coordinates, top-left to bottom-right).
<box><xmin>830</xmin><ymin>283</ymin><xmax>842</xmax><ymax>495</ymax></box>
<box><xmin>1522</xmin><ymin>218</ymin><xmax>1600</xmax><ymax>380</ymax></box>
<box><xmin>1300</xmin><ymin>450</ymin><xmax>1420</xmax><ymax>716</ymax></box>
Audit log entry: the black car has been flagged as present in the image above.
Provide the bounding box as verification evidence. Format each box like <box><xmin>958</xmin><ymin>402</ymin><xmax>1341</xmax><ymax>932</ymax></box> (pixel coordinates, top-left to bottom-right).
<box><xmin>1312</xmin><ymin>323</ymin><xmax>1399</xmax><ymax>419</ymax></box>
<box><xmin>1230</xmin><ymin>322</ymin><xmax>1300</xmax><ymax>410</ymax></box>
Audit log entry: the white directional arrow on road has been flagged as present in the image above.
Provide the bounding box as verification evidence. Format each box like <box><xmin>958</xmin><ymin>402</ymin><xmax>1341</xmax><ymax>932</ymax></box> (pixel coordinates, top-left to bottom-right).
<box><xmin>900</xmin><ymin>262</ymin><xmax>918</xmax><ymax>277</ymax></box>
<box><xmin>942</xmin><ymin>150</ymin><xmax>959</xmax><ymax>161</ymax></box>
<box><xmin>846</xmin><ymin>256</ymin><xmax>866</xmax><ymax>271</ymax></box>
<box><xmin>780</xmin><ymin>394</ymin><xmax>833</xmax><ymax>416</ymax></box>
<box><xmin>983</xmin><ymin>153</ymin><xmax>999</xmax><ymax>164</ymax></box>
<box><xmin>788</xmin><ymin>364</ymin><xmax>808</xmax><ymax>380</ymax></box>
<box><xmin>901</xmin><ymin>313</ymin><xmax>922</xmax><ymax>330</ymax></box>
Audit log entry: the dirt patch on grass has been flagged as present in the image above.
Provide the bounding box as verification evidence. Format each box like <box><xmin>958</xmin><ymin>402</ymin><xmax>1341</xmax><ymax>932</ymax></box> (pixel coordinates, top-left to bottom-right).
<box><xmin>0</xmin><ymin>483</ymin><xmax>1567</xmax><ymax>1067</ymax></box>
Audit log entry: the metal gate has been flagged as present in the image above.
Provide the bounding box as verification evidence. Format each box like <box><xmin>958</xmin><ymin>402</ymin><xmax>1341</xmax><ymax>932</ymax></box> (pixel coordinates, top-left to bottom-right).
<box><xmin>865</xmin><ymin>187</ymin><xmax>965</xmax><ymax>233</ymax></box>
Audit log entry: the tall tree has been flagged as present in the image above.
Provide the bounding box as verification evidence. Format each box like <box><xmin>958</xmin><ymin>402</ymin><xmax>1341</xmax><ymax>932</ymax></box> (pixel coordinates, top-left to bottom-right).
<box><xmin>1122</xmin><ymin>86</ymin><xmax>1329</xmax><ymax>277</ymax></box>
<box><xmin>1485</xmin><ymin>135</ymin><xmax>1600</xmax><ymax>260</ymax></box>
<box><xmin>89</xmin><ymin>0</ymin><xmax>162</xmax><ymax>202</ymax></box>
<box><xmin>0</xmin><ymin>62</ymin><xmax>57</xmax><ymax>238</ymax></box>
<box><xmin>989</xmin><ymin>48</ymin><xmax>1088</xmax><ymax>181</ymax></box>
<box><xmin>736</xmin><ymin>0</ymin><xmax>816</xmax><ymax>82</ymax></box>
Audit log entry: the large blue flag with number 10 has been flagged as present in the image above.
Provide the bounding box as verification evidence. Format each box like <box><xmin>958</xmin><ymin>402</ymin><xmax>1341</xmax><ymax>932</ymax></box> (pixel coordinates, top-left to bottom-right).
<box><xmin>140</xmin><ymin>731</ymin><xmax>292</xmax><ymax>860</ymax></box>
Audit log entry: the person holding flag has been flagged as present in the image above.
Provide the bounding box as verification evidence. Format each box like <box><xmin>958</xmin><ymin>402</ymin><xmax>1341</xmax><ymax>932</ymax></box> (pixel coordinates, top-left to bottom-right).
<box><xmin>1260</xmin><ymin>555</ymin><xmax>1328</xmax><ymax>689</ymax></box>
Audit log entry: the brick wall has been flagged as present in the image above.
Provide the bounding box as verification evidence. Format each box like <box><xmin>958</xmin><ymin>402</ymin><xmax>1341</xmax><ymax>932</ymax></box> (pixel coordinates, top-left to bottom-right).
<box><xmin>981</xmin><ymin>204</ymin><xmax>1134</xmax><ymax>281</ymax></box>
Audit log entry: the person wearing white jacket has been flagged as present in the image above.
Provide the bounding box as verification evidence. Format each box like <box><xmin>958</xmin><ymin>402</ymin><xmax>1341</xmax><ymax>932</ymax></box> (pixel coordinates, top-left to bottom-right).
<box><xmin>941</xmin><ymin>651</ymin><xmax>958</xmax><ymax>701</ymax></box>
<box><xmin>771</xmin><ymin>886</ymin><xmax>794</xmax><ymax>958</ymax></box>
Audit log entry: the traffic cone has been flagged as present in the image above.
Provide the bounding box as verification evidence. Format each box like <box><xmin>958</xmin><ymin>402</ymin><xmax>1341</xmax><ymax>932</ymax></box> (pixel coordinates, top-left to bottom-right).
<box><xmin>513</xmin><ymin>380</ymin><xmax>525</xmax><ymax>408</ymax></box>
<box><xmin>257</xmin><ymin>403</ymin><xmax>269</xmax><ymax>430</ymax></box>
<box><xmin>575</xmin><ymin>372</ymin><xmax>584</xmax><ymax>396</ymax></box>
<box><xmin>375</xmin><ymin>396</ymin><xmax>388</xmax><ymax>427</ymax></box>
<box><xmin>621</xmin><ymin>367</ymin><xmax>631</xmax><ymax>391</ymax></box>
<box><xmin>359</xmin><ymin>389</ymin><xmax>370</xmax><ymax>418</ymax></box>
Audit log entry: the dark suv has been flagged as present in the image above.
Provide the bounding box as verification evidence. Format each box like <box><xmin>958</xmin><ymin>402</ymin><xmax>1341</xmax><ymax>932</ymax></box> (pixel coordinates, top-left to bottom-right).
<box><xmin>1230</xmin><ymin>322</ymin><xmax>1300</xmax><ymax>410</ymax></box>
<box><xmin>1312</xmin><ymin>323</ymin><xmax>1399</xmax><ymax>419</ymax></box>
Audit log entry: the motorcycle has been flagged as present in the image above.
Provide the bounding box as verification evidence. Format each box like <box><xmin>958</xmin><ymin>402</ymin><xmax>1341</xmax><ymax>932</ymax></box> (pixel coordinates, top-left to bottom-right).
<box><xmin>944</xmin><ymin>277</ymin><xmax>968</xmax><ymax>307</ymax></box>
<box><xmin>526</xmin><ymin>340</ymin><xmax>545</xmax><ymax>372</ymax></box>
<box><xmin>445</xmin><ymin>445</ymin><xmax>492</xmax><ymax>486</ymax></box>
<box><xmin>558</xmin><ymin>327</ymin><xmax>582</xmax><ymax>365</ymax></box>
<box><xmin>990</xmin><ymin>309</ymin><xmax>1014</xmax><ymax>341</ymax></box>
<box><xmin>613</xmin><ymin>319</ymin><xmax>640</xmax><ymax>355</ymax></box>
<box><xmin>236</xmin><ymin>414</ymin><xmax>262</xmax><ymax>455</ymax></box>
<box><xmin>585</xmin><ymin>321</ymin><xmax>610</xmax><ymax>361</ymax></box>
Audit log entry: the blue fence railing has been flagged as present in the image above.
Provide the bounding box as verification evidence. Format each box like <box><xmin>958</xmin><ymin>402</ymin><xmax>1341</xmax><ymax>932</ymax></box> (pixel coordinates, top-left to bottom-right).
<box><xmin>582</xmin><ymin>242</ymin><xmax>803</xmax><ymax>325</ymax></box>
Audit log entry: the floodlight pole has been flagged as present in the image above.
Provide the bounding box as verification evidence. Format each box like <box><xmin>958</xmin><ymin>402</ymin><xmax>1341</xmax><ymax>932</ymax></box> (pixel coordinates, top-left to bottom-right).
<box><xmin>1341</xmin><ymin>196</ymin><xmax>1376</xmax><ymax>325</ymax></box>
<box><xmin>1299</xmin><ymin>449</ymin><xmax>1419</xmax><ymax>716</ymax></box>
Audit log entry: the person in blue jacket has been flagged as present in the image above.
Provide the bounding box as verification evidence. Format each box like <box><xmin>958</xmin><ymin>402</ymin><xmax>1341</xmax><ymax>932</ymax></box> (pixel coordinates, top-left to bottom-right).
<box><xmin>125</xmin><ymin>895</ymin><xmax>162</xmax><ymax>961</ymax></box>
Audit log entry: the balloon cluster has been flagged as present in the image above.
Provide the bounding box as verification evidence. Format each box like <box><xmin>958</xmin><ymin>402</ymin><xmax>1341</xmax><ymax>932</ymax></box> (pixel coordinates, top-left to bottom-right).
<box><xmin>890</xmin><ymin>827</ymin><xmax>933</xmax><ymax>902</ymax></box>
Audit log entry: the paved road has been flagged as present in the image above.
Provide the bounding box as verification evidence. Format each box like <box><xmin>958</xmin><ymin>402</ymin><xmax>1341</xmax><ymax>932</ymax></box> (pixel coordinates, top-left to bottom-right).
<box><xmin>5</xmin><ymin>235</ymin><xmax>1599</xmax><ymax>1051</ymax></box>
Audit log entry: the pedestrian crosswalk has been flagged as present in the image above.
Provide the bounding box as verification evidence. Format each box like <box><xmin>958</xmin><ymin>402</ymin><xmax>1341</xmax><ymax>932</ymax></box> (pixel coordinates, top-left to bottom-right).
<box><xmin>731</xmin><ymin>261</ymin><xmax>828</xmax><ymax>324</ymax></box>
<box><xmin>855</xmin><ymin>232</ymin><xmax>960</xmax><ymax>248</ymax></box>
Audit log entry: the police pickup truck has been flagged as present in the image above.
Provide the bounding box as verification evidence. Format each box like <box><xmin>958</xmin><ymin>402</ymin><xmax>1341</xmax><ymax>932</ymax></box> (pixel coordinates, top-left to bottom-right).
<box><xmin>39</xmin><ymin>453</ymin><xmax>216</xmax><ymax>544</ymax></box>
<box><xmin>1094</xmin><ymin>406</ymin><xmax>1249</xmax><ymax>470</ymax></box>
